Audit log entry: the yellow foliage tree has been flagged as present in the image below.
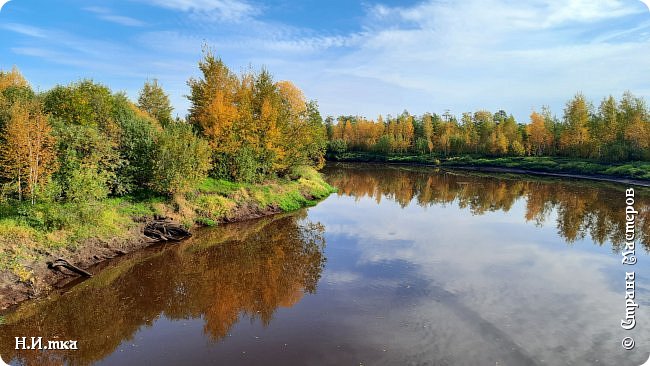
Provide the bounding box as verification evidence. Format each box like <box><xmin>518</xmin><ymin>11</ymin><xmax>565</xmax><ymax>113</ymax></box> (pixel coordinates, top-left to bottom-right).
<box><xmin>527</xmin><ymin>111</ymin><xmax>552</xmax><ymax>156</ymax></box>
<box><xmin>1</xmin><ymin>101</ymin><xmax>57</xmax><ymax>203</ymax></box>
<box><xmin>560</xmin><ymin>93</ymin><xmax>591</xmax><ymax>157</ymax></box>
<box><xmin>0</xmin><ymin>66</ymin><xmax>28</xmax><ymax>91</ymax></box>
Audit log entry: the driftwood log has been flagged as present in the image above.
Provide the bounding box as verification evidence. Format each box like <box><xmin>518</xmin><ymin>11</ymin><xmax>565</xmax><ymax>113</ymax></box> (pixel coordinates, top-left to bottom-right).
<box><xmin>144</xmin><ymin>219</ymin><xmax>191</xmax><ymax>242</ymax></box>
<box><xmin>47</xmin><ymin>258</ymin><xmax>93</xmax><ymax>278</ymax></box>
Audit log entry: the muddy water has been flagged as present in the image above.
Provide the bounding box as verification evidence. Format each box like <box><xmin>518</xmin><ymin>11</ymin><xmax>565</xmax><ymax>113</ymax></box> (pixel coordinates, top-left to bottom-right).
<box><xmin>1</xmin><ymin>163</ymin><xmax>650</xmax><ymax>365</ymax></box>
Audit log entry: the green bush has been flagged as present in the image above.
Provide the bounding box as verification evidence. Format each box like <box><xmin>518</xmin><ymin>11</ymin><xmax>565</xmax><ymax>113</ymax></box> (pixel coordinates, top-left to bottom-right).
<box><xmin>328</xmin><ymin>139</ymin><xmax>347</xmax><ymax>154</ymax></box>
<box><xmin>374</xmin><ymin>135</ymin><xmax>392</xmax><ymax>154</ymax></box>
<box><xmin>114</xmin><ymin>96</ymin><xmax>159</xmax><ymax>190</ymax></box>
<box><xmin>151</xmin><ymin>122</ymin><xmax>212</xmax><ymax>195</ymax></box>
<box><xmin>43</xmin><ymin>80</ymin><xmax>115</xmax><ymax>129</ymax></box>
<box><xmin>66</xmin><ymin>165</ymin><xmax>110</xmax><ymax>203</ymax></box>
<box><xmin>231</xmin><ymin>146</ymin><xmax>264</xmax><ymax>183</ymax></box>
<box><xmin>52</xmin><ymin>121</ymin><xmax>125</xmax><ymax>197</ymax></box>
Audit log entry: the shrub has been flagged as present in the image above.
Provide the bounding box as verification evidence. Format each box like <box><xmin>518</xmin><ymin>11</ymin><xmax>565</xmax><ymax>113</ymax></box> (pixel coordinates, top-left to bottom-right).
<box><xmin>374</xmin><ymin>135</ymin><xmax>393</xmax><ymax>154</ymax></box>
<box><xmin>151</xmin><ymin>122</ymin><xmax>212</xmax><ymax>195</ymax></box>
<box><xmin>66</xmin><ymin>165</ymin><xmax>110</xmax><ymax>203</ymax></box>
<box><xmin>115</xmin><ymin>101</ymin><xmax>159</xmax><ymax>190</ymax></box>
<box><xmin>328</xmin><ymin>139</ymin><xmax>347</xmax><ymax>154</ymax></box>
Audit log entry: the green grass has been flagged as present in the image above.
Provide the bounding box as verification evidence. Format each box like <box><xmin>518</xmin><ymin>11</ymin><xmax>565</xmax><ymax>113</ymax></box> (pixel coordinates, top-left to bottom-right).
<box><xmin>197</xmin><ymin>178</ymin><xmax>246</xmax><ymax>195</ymax></box>
<box><xmin>189</xmin><ymin>166</ymin><xmax>336</xmax><ymax>220</ymax></box>
<box><xmin>443</xmin><ymin>156</ymin><xmax>650</xmax><ymax>179</ymax></box>
<box><xmin>112</xmin><ymin>196</ymin><xmax>167</xmax><ymax>218</ymax></box>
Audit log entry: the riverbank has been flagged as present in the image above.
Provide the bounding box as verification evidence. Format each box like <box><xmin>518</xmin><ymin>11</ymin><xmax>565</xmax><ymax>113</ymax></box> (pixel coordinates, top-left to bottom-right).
<box><xmin>326</xmin><ymin>152</ymin><xmax>650</xmax><ymax>186</ymax></box>
<box><xmin>0</xmin><ymin>166</ymin><xmax>335</xmax><ymax>310</ymax></box>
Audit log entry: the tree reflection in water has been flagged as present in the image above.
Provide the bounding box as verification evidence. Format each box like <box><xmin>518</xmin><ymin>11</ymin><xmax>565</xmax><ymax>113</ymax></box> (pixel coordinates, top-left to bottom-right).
<box><xmin>0</xmin><ymin>212</ymin><xmax>326</xmax><ymax>366</ymax></box>
<box><xmin>324</xmin><ymin>163</ymin><xmax>649</xmax><ymax>249</ymax></box>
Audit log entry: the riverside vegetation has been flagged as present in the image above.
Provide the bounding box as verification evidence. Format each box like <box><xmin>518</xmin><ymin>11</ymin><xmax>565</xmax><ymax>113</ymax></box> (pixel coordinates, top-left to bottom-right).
<box><xmin>0</xmin><ymin>50</ymin><xmax>333</xmax><ymax>306</ymax></box>
<box><xmin>325</xmin><ymin>93</ymin><xmax>650</xmax><ymax>180</ymax></box>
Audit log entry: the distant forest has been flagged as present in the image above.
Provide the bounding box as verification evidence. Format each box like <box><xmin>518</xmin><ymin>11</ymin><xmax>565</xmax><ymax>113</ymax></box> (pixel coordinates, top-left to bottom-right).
<box><xmin>326</xmin><ymin>92</ymin><xmax>649</xmax><ymax>162</ymax></box>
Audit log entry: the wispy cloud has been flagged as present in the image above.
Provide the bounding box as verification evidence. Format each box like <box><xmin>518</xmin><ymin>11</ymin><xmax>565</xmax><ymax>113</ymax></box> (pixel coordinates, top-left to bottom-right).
<box><xmin>84</xmin><ymin>6</ymin><xmax>146</xmax><ymax>27</ymax></box>
<box><xmin>123</xmin><ymin>0</ymin><xmax>650</xmax><ymax>119</ymax></box>
<box><xmin>305</xmin><ymin>0</ymin><xmax>650</xmax><ymax>118</ymax></box>
<box><xmin>135</xmin><ymin>0</ymin><xmax>259</xmax><ymax>22</ymax></box>
<box><xmin>2</xmin><ymin>0</ymin><xmax>649</xmax><ymax>121</ymax></box>
<box><xmin>2</xmin><ymin>23</ymin><xmax>47</xmax><ymax>38</ymax></box>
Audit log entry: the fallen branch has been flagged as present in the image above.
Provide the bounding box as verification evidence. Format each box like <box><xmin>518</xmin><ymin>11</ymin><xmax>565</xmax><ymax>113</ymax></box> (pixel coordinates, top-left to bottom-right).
<box><xmin>143</xmin><ymin>219</ymin><xmax>191</xmax><ymax>242</ymax></box>
<box><xmin>47</xmin><ymin>258</ymin><xmax>93</xmax><ymax>278</ymax></box>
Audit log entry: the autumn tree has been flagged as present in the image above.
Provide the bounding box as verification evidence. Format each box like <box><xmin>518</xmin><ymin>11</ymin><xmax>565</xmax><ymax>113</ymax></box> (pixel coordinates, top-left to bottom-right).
<box><xmin>0</xmin><ymin>66</ymin><xmax>28</xmax><ymax>91</ymax></box>
<box><xmin>585</xmin><ymin>96</ymin><xmax>615</xmax><ymax>159</ymax></box>
<box><xmin>0</xmin><ymin>67</ymin><xmax>34</xmax><ymax>130</ymax></box>
<box><xmin>527</xmin><ymin>111</ymin><xmax>552</xmax><ymax>156</ymax></box>
<box><xmin>619</xmin><ymin>91</ymin><xmax>649</xmax><ymax>160</ymax></box>
<box><xmin>187</xmin><ymin>50</ymin><xmax>326</xmax><ymax>181</ymax></box>
<box><xmin>422</xmin><ymin>113</ymin><xmax>434</xmax><ymax>153</ymax></box>
<box><xmin>0</xmin><ymin>101</ymin><xmax>57</xmax><ymax>203</ymax></box>
<box><xmin>560</xmin><ymin>93</ymin><xmax>591</xmax><ymax>157</ymax></box>
<box><xmin>323</xmin><ymin>92</ymin><xmax>649</xmax><ymax>162</ymax></box>
<box><xmin>137</xmin><ymin>79</ymin><xmax>173</xmax><ymax>127</ymax></box>
<box><xmin>187</xmin><ymin>51</ymin><xmax>239</xmax><ymax>149</ymax></box>
<box><xmin>43</xmin><ymin>80</ymin><xmax>118</xmax><ymax>136</ymax></box>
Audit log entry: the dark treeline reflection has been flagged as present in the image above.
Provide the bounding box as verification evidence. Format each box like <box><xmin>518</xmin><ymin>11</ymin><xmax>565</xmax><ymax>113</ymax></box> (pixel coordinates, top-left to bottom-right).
<box><xmin>324</xmin><ymin>163</ymin><xmax>650</xmax><ymax>249</ymax></box>
<box><xmin>0</xmin><ymin>213</ymin><xmax>326</xmax><ymax>366</ymax></box>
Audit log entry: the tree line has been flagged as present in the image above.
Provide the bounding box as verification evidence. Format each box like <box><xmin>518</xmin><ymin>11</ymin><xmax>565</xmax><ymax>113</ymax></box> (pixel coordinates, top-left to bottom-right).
<box><xmin>0</xmin><ymin>50</ymin><xmax>327</xmax><ymax>206</ymax></box>
<box><xmin>326</xmin><ymin>92</ymin><xmax>650</xmax><ymax>162</ymax></box>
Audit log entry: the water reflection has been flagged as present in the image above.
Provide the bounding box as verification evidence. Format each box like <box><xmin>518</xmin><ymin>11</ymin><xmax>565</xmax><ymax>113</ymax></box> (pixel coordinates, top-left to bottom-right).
<box><xmin>2</xmin><ymin>163</ymin><xmax>650</xmax><ymax>366</ymax></box>
<box><xmin>0</xmin><ymin>213</ymin><xmax>325</xmax><ymax>366</ymax></box>
<box><xmin>307</xmin><ymin>164</ymin><xmax>650</xmax><ymax>365</ymax></box>
<box><xmin>325</xmin><ymin>163</ymin><xmax>650</xmax><ymax>248</ymax></box>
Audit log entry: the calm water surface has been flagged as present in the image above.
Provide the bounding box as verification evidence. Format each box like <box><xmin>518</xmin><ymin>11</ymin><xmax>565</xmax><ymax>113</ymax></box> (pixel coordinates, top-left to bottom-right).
<box><xmin>1</xmin><ymin>163</ymin><xmax>650</xmax><ymax>365</ymax></box>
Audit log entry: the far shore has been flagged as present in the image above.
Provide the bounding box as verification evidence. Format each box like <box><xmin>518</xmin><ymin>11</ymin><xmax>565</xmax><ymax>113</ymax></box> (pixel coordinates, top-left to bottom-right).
<box><xmin>326</xmin><ymin>153</ymin><xmax>650</xmax><ymax>187</ymax></box>
<box><xmin>443</xmin><ymin>165</ymin><xmax>650</xmax><ymax>187</ymax></box>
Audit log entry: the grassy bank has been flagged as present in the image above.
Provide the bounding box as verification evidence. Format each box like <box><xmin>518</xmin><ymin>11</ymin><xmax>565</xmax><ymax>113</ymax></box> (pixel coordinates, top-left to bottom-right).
<box><xmin>0</xmin><ymin>166</ymin><xmax>334</xmax><ymax>304</ymax></box>
<box><xmin>327</xmin><ymin>152</ymin><xmax>650</xmax><ymax>180</ymax></box>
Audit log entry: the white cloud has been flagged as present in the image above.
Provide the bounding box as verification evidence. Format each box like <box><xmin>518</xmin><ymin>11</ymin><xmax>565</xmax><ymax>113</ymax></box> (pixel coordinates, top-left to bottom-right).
<box><xmin>100</xmin><ymin>14</ymin><xmax>146</xmax><ymax>27</ymax></box>
<box><xmin>322</xmin><ymin>270</ymin><xmax>362</xmax><ymax>284</ymax></box>
<box><xmin>136</xmin><ymin>0</ymin><xmax>259</xmax><ymax>21</ymax></box>
<box><xmin>543</xmin><ymin>0</ymin><xmax>640</xmax><ymax>26</ymax></box>
<box><xmin>5</xmin><ymin>0</ymin><xmax>649</xmax><ymax>121</ymax></box>
<box><xmin>304</xmin><ymin>0</ymin><xmax>650</xmax><ymax>119</ymax></box>
<box><xmin>84</xmin><ymin>7</ymin><xmax>146</xmax><ymax>27</ymax></box>
<box><xmin>2</xmin><ymin>23</ymin><xmax>46</xmax><ymax>38</ymax></box>
<box><xmin>132</xmin><ymin>0</ymin><xmax>646</xmax><ymax>120</ymax></box>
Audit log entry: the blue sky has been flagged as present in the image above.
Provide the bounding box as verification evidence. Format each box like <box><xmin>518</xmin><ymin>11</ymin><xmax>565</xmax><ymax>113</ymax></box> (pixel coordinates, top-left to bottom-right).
<box><xmin>1</xmin><ymin>0</ymin><xmax>649</xmax><ymax>122</ymax></box>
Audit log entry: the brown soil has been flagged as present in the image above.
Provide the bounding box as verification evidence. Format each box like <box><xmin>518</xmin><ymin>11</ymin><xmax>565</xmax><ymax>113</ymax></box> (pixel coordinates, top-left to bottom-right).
<box><xmin>0</xmin><ymin>224</ymin><xmax>149</xmax><ymax>311</ymax></box>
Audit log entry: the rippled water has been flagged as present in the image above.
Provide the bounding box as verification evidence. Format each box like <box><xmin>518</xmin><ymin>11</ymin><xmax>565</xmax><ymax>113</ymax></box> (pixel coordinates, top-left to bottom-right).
<box><xmin>1</xmin><ymin>163</ymin><xmax>650</xmax><ymax>365</ymax></box>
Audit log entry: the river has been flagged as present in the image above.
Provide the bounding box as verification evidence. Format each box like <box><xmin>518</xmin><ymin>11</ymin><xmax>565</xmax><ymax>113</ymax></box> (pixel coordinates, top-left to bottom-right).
<box><xmin>1</xmin><ymin>163</ymin><xmax>649</xmax><ymax>365</ymax></box>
